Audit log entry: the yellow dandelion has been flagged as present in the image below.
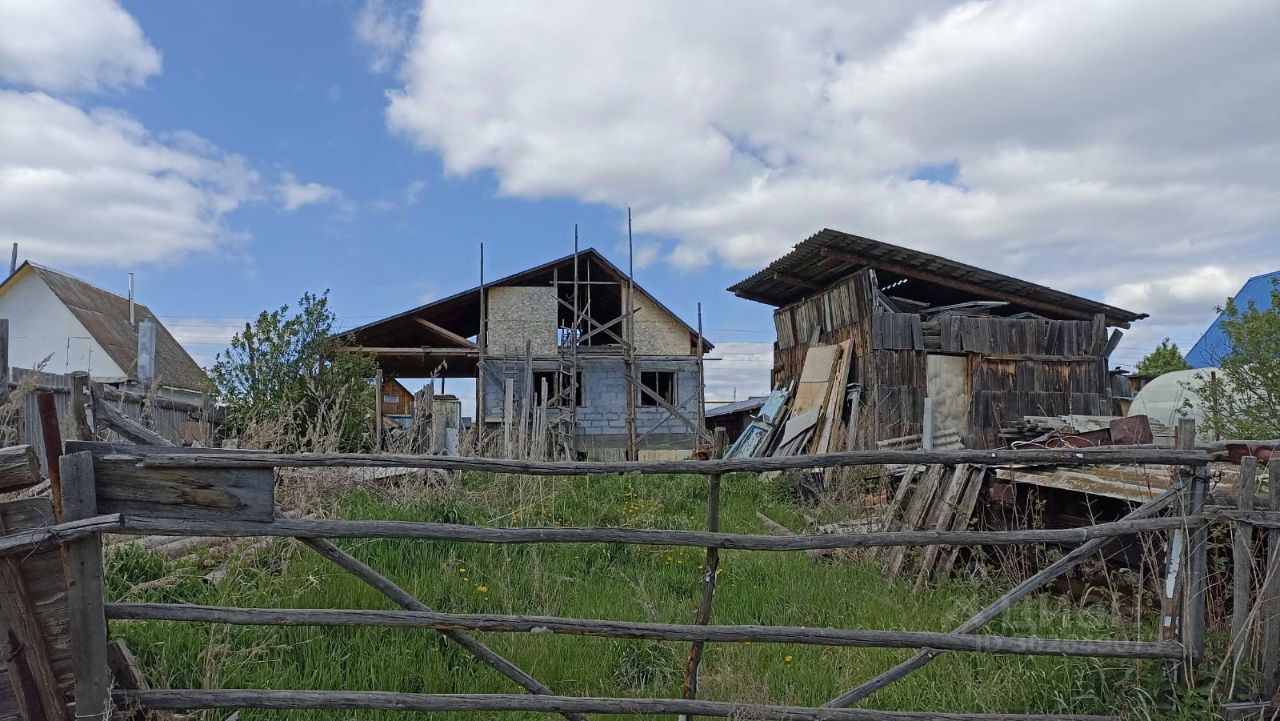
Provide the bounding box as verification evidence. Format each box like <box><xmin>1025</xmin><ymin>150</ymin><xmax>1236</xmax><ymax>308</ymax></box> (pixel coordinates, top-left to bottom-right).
<box><xmin>785</xmin><ymin>655</ymin><xmax>793</xmax><ymax>663</ymax></box>
<box><xmin>476</xmin><ymin>585</ymin><xmax>488</xmax><ymax>593</ymax></box>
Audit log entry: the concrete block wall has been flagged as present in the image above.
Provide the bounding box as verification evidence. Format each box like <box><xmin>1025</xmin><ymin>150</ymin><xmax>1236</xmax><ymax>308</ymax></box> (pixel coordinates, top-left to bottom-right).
<box><xmin>480</xmin><ymin>355</ymin><xmax>700</xmax><ymax>443</ymax></box>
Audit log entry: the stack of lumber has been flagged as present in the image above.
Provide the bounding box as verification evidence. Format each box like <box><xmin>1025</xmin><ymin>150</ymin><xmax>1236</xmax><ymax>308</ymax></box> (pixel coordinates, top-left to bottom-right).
<box><xmin>748</xmin><ymin>340</ymin><xmax>858</xmax><ymax>466</ymax></box>
<box><xmin>878</xmin><ymin>464</ymin><xmax>987</xmax><ymax>589</ymax></box>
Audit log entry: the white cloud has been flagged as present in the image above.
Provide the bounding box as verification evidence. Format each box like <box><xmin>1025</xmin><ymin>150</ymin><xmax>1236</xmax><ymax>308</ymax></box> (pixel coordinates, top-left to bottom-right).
<box><xmin>278</xmin><ymin>172</ymin><xmax>341</xmax><ymax>211</ymax></box>
<box><xmin>163</xmin><ymin>317</ymin><xmax>244</xmax><ymax>366</ymax></box>
<box><xmin>704</xmin><ymin>341</ymin><xmax>774</xmax><ymax>402</ymax></box>
<box><xmin>0</xmin><ymin>0</ymin><xmax>161</xmax><ymax>93</ymax></box>
<box><xmin>355</xmin><ymin>0</ymin><xmax>415</xmax><ymax>74</ymax></box>
<box><xmin>384</xmin><ymin>0</ymin><xmax>1280</xmax><ymax>328</ymax></box>
<box><xmin>0</xmin><ymin>91</ymin><xmax>258</xmax><ymax>267</ymax></box>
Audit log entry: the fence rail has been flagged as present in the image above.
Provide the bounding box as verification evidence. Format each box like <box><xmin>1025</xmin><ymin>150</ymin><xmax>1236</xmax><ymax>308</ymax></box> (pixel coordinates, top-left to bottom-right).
<box><xmin>5</xmin><ymin>419</ymin><xmax>1254</xmax><ymax>721</ymax></box>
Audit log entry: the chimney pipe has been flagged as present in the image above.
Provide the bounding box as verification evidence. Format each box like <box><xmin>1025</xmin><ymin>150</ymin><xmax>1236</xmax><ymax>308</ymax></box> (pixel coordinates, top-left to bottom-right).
<box><xmin>128</xmin><ymin>273</ymin><xmax>135</xmax><ymax>327</ymax></box>
<box><xmin>8</xmin><ymin>243</ymin><xmax>16</xmax><ymax>277</ymax></box>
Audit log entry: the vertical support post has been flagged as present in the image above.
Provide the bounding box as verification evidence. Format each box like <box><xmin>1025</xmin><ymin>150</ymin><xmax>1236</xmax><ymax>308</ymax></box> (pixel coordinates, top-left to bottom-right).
<box><xmin>694</xmin><ymin>302</ymin><xmax>705</xmax><ymax>452</ymax></box>
<box><xmin>1263</xmin><ymin>460</ymin><xmax>1280</xmax><ymax>699</ymax></box>
<box><xmin>1183</xmin><ymin>459</ymin><xmax>1209</xmax><ymax>670</ymax></box>
<box><xmin>681</xmin><ymin>427</ymin><xmax>728</xmax><ymax>719</ymax></box>
<box><xmin>624</xmin><ymin>208</ymin><xmax>638</xmax><ymax>462</ymax></box>
<box><xmin>35</xmin><ymin>392</ymin><xmax>63</xmax><ymax>521</ymax></box>
<box><xmin>503</xmin><ymin>377</ymin><xmax>514</xmax><ymax>459</ymax></box>
<box><xmin>1231</xmin><ymin>455</ymin><xmax>1257</xmax><ymax>681</ymax></box>
<box><xmin>60</xmin><ymin>451</ymin><xmax>110</xmax><ymax>720</ymax></box>
<box><xmin>922</xmin><ymin>397</ymin><xmax>934</xmax><ymax>451</ymax></box>
<box><xmin>69</xmin><ymin>372</ymin><xmax>91</xmax><ymax>442</ymax></box>
<box><xmin>1159</xmin><ymin>417</ymin><xmax>1195</xmax><ymax>683</ymax></box>
<box><xmin>568</xmin><ymin>226</ymin><xmax>580</xmax><ymax>459</ymax></box>
<box><xmin>373</xmin><ymin>367</ymin><xmax>384</xmax><ymax>451</ymax></box>
<box><xmin>520</xmin><ymin>341</ymin><xmax>533</xmax><ymax>459</ymax></box>
<box><xmin>0</xmin><ymin>318</ymin><xmax>9</xmax><ymax>406</ymax></box>
<box><xmin>477</xmin><ymin>242</ymin><xmax>486</xmax><ymax>444</ymax></box>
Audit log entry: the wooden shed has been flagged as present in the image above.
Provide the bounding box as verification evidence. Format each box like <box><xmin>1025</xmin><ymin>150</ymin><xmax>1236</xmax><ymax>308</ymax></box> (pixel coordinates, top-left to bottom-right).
<box><xmin>728</xmin><ymin>229</ymin><xmax>1148</xmax><ymax>449</ymax></box>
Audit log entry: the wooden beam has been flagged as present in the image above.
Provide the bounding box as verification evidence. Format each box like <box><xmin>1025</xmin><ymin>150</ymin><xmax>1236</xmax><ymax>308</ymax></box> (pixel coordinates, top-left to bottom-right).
<box><xmin>113</xmin><ymin>515</ymin><xmax>1195</xmax><ymax>552</ymax></box>
<box><xmin>411</xmin><ymin>318</ymin><xmax>477</xmax><ymax>349</ymax></box>
<box><xmin>337</xmin><ymin>347</ymin><xmax>480</xmax><ymax>356</ymax></box>
<box><xmin>773</xmin><ymin>272</ymin><xmax>821</xmax><ymax>291</ymax></box>
<box><xmin>92</xmin><ymin>397</ymin><xmax>170</xmax><ymax>446</ymax></box>
<box><xmin>92</xmin><ymin>445</ymin><xmax>1213</xmax><ymax>476</ymax></box>
<box><xmin>820</xmin><ymin>247</ymin><xmax>1126</xmax><ymax>326</ymax></box>
<box><xmin>116</xmin><ymin>689</ymin><xmax>1120</xmax><ymax>721</ymax></box>
<box><xmin>106</xmin><ymin>603</ymin><xmax>1185</xmax><ymax>659</ymax></box>
<box><xmin>0</xmin><ymin>445</ymin><xmax>42</xmax><ymax>492</ymax></box>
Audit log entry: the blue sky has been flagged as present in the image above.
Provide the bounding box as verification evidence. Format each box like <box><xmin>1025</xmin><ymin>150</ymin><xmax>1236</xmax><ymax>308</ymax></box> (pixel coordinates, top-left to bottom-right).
<box><xmin>69</xmin><ymin>1</ymin><xmax>772</xmax><ymax>365</ymax></box>
<box><xmin>1</xmin><ymin>0</ymin><xmax>1277</xmax><ymax>407</ymax></box>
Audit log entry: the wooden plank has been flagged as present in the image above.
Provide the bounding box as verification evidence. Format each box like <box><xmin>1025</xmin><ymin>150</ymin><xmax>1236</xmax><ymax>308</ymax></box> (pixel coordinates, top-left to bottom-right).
<box><xmin>885</xmin><ymin>465</ymin><xmax>944</xmax><ymax>578</ymax></box>
<box><xmin>92</xmin><ymin>458</ymin><xmax>274</xmax><ymax>522</ymax></box>
<box><xmin>0</xmin><ymin>446</ymin><xmax>41</xmax><ymax>493</ymax></box>
<box><xmin>59</xmin><ymin>452</ymin><xmax>109</xmax><ymax>720</ymax></box>
<box><xmin>914</xmin><ymin>465</ymin><xmax>970</xmax><ymax>589</ymax></box>
<box><xmin>0</xmin><ymin>613</ymin><xmax>46</xmax><ymax>721</ymax></box>
<box><xmin>934</xmin><ymin>466</ymin><xmax>987</xmax><ymax>584</ymax></box>
<box><xmin>0</xmin><ymin>513</ymin><xmax>66</xmax><ymax>720</ymax></box>
<box><xmin>117</xmin><ymin>689</ymin><xmax>1120</xmax><ymax>721</ymax></box>
<box><xmin>68</xmin><ymin>373</ymin><xmax>91</xmax><ymax>442</ymax></box>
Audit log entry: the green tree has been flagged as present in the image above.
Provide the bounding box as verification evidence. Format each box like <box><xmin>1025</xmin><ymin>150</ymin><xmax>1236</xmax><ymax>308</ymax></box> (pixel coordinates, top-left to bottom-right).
<box><xmin>210</xmin><ymin>291</ymin><xmax>376</xmax><ymax>452</ymax></box>
<box><xmin>1191</xmin><ymin>278</ymin><xmax>1280</xmax><ymax>439</ymax></box>
<box><xmin>1135</xmin><ymin>338</ymin><xmax>1189</xmax><ymax>376</ymax></box>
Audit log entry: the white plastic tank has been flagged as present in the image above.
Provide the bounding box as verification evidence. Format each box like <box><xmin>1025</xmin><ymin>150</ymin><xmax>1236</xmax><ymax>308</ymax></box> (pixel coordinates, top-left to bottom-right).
<box><xmin>1128</xmin><ymin>368</ymin><xmax>1223</xmax><ymax>444</ymax></box>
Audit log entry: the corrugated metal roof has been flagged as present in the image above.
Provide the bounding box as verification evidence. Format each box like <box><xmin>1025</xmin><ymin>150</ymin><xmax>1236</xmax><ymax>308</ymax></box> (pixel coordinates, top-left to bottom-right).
<box><xmin>1185</xmin><ymin>270</ymin><xmax>1279</xmax><ymax>368</ymax></box>
<box><xmin>705</xmin><ymin>396</ymin><xmax>767</xmax><ymax>418</ymax></box>
<box><xmin>9</xmin><ymin>263</ymin><xmax>209</xmax><ymax>391</ymax></box>
<box><xmin>727</xmin><ymin>228</ymin><xmax>1146</xmax><ymax>326</ymax></box>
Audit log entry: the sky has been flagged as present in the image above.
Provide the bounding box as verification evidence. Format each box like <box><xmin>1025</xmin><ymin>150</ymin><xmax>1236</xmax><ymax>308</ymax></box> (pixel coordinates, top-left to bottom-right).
<box><xmin>1</xmin><ymin>0</ymin><xmax>1277</xmax><ymax>412</ymax></box>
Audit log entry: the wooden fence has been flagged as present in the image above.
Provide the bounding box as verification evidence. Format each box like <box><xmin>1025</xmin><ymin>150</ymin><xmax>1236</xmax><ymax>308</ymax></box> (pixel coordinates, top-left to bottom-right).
<box><xmin>1</xmin><ymin>426</ymin><xmax>1276</xmax><ymax>720</ymax></box>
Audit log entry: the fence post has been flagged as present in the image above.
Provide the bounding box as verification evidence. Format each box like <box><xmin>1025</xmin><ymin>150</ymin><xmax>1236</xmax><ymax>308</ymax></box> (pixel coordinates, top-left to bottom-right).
<box><xmin>1183</xmin><ymin>459</ymin><xmax>1209</xmax><ymax>670</ymax></box>
<box><xmin>69</xmin><ymin>371</ymin><xmax>91</xmax><ymax>442</ymax></box>
<box><xmin>681</xmin><ymin>427</ymin><xmax>728</xmax><ymax>719</ymax></box>
<box><xmin>1263</xmin><ymin>461</ymin><xmax>1280</xmax><ymax>699</ymax></box>
<box><xmin>1230</xmin><ymin>455</ymin><xmax>1257</xmax><ymax>685</ymax></box>
<box><xmin>60</xmin><ymin>451</ymin><xmax>111</xmax><ymax>719</ymax></box>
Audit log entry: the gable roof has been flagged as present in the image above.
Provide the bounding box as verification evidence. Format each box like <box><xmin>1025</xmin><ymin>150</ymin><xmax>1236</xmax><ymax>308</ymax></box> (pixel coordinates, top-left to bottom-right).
<box><xmin>0</xmin><ymin>263</ymin><xmax>210</xmax><ymax>391</ymax></box>
<box><xmin>1185</xmin><ymin>270</ymin><xmax>1280</xmax><ymax>368</ymax></box>
<box><xmin>340</xmin><ymin>247</ymin><xmax>712</xmax><ymax>352</ymax></box>
<box><xmin>728</xmin><ymin>228</ymin><xmax>1146</xmax><ymax>327</ymax></box>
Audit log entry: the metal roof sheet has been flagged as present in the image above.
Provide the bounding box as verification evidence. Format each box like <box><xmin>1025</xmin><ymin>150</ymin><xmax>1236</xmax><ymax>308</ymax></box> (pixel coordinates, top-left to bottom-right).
<box><xmin>727</xmin><ymin>228</ymin><xmax>1146</xmax><ymax>325</ymax></box>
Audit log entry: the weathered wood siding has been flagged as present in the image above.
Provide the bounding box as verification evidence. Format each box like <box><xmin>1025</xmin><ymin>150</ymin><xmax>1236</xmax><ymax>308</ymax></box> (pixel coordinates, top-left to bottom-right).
<box><xmin>771</xmin><ymin>268</ymin><xmax>1112</xmax><ymax>450</ymax></box>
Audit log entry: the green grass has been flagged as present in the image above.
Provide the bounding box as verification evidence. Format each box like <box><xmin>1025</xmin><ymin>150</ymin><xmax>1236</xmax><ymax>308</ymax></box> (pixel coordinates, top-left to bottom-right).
<box><xmin>107</xmin><ymin>472</ymin><xmax>1199</xmax><ymax>720</ymax></box>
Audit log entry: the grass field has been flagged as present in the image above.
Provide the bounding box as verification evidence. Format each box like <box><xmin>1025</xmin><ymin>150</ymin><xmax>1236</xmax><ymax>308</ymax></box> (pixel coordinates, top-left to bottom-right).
<box><xmin>106</xmin><ymin>471</ymin><xmax>1203</xmax><ymax>720</ymax></box>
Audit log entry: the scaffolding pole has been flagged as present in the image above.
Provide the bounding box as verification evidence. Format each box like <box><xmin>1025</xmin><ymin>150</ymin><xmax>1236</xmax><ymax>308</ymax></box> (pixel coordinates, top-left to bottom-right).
<box><xmin>625</xmin><ymin>208</ymin><xmax>638</xmax><ymax>461</ymax></box>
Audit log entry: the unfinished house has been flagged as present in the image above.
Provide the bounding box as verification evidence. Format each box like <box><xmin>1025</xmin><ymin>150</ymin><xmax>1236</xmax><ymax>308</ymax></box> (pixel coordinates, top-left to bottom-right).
<box><xmin>340</xmin><ymin>249</ymin><xmax>711</xmax><ymax>460</ymax></box>
<box><xmin>727</xmin><ymin>229</ymin><xmax>1147</xmax><ymax>451</ymax></box>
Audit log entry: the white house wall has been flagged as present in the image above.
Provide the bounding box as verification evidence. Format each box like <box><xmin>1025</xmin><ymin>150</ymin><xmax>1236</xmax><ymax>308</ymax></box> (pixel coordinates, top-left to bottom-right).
<box><xmin>0</xmin><ymin>270</ymin><xmax>125</xmax><ymax>378</ymax></box>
